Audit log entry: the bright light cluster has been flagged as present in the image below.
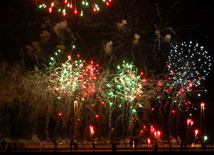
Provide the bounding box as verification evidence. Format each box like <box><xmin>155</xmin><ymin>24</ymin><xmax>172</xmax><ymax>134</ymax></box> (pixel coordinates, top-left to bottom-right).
<box><xmin>47</xmin><ymin>50</ymin><xmax>99</xmax><ymax>100</ymax></box>
<box><xmin>106</xmin><ymin>61</ymin><xmax>146</xmax><ymax>114</ymax></box>
<box><xmin>40</xmin><ymin>41</ymin><xmax>211</xmax><ymax>138</ymax></box>
<box><xmin>167</xmin><ymin>41</ymin><xmax>211</xmax><ymax>88</ymax></box>
<box><xmin>38</xmin><ymin>0</ymin><xmax>112</xmax><ymax>16</ymax></box>
<box><xmin>162</xmin><ymin>41</ymin><xmax>212</xmax><ymax>113</ymax></box>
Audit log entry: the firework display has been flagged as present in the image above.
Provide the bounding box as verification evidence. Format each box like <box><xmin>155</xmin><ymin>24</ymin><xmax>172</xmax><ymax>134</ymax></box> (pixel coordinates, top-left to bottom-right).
<box><xmin>105</xmin><ymin>61</ymin><xmax>146</xmax><ymax>112</ymax></box>
<box><xmin>38</xmin><ymin>0</ymin><xmax>112</xmax><ymax>16</ymax></box>
<box><xmin>167</xmin><ymin>41</ymin><xmax>211</xmax><ymax>89</ymax></box>
<box><xmin>44</xmin><ymin>49</ymin><xmax>102</xmax><ymax>139</ymax></box>
<box><xmin>2</xmin><ymin>0</ymin><xmax>214</xmax><ymax>144</ymax></box>
<box><xmin>102</xmin><ymin>60</ymin><xmax>159</xmax><ymax>139</ymax></box>
<box><xmin>0</xmin><ymin>43</ymin><xmax>211</xmax><ymax>141</ymax></box>
<box><xmin>107</xmin><ymin>61</ymin><xmax>143</xmax><ymax>107</ymax></box>
<box><xmin>161</xmin><ymin>41</ymin><xmax>212</xmax><ymax>113</ymax></box>
<box><xmin>47</xmin><ymin>50</ymin><xmax>99</xmax><ymax>100</ymax></box>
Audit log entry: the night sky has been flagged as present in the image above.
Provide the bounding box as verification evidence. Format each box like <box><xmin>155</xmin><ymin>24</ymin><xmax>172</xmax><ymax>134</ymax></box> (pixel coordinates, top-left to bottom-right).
<box><xmin>0</xmin><ymin>0</ymin><xmax>214</xmax><ymax>141</ymax></box>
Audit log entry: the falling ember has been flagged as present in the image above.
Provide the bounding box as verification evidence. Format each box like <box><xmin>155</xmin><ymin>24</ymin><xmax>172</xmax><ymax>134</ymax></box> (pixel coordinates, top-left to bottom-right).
<box><xmin>90</xmin><ymin>125</ymin><xmax>94</xmax><ymax>134</ymax></box>
<box><xmin>147</xmin><ymin>138</ymin><xmax>151</xmax><ymax>144</ymax></box>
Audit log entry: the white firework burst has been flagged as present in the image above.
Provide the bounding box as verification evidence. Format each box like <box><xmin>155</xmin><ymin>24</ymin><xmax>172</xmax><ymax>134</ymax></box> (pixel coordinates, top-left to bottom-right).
<box><xmin>167</xmin><ymin>41</ymin><xmax>212</xmax><ymax>87</ymax></box>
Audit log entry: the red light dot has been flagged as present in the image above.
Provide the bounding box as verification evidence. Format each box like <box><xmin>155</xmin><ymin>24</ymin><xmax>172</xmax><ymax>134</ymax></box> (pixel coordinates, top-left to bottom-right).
<box><xmin>187</xmin><ymin>119</ymin><xmax>192</xmax><ymax>124</ymax></box>
<box><xmin>158</xmin><ymin>81</ymin><xmax>162</xmax><ymax>86</ymax></box>
<box><xmin>74</xmin><ymin>10</ymin><xmax>78</xmax><ymax>14</ymax></box>
<box><xmin>151</xmin><ymin>108</ymin><xmax>154</xmax><ymax>111</ymax></box>
<box><xmin>90</xmin><ymin>125</ymin><xmax>94</xmax><ymax>134</ymax></box>
<box><xmin>49</xmin><ymin>7</ymin><xmax>52</xmax><ymax>12</ymax></box>
<box><xmin>96</xmin><ymin>114</ymin><xmax>99</xmax><ymax>118</ymax></box>
<box><xmin>106</xmin><ymin>2</ymin><xmax>109</xmax><ymax>6</ymax></box>
<box><xmin>189</xmin><ymin>82</ymin><xmax>193</xmax><ymax>88</ymax></box>
<box><xmin>142</xmin><ymin>78</ymin><xmax>147</xmax><ymax>83</ymax></box>
<box><xmin>172</xmin><ymin>110</ymin><xmax>175</xmax><ymax>113</ymax></box>
<box><xmin>58</xmin><ymin>112</ymin><xmax>62</xmax><ymax>116</ymax></box>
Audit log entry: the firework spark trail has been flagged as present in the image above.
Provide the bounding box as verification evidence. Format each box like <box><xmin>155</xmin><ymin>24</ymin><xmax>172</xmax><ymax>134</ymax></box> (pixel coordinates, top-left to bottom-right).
<box><xmin>164</xmin><ymin>41</ymin><xmax>211</xmax><ymax>107</ymax></box>
<box><xmin>38</xmin><ymin>0</ymin><xmax>112</xmax><ymax>16</ymax></box>
<box><xmin>48</xmin><ymin>54</ymin><xmax>99</xmax><ymax>98</ymax></box>
<box><xmin>154</xmin><ymin>41</ymin><xmax>212</xmax><ymax>138</ymax></box>
<box><xmin>0</xmin><ymin>41</ymin><xmax>211</xmax><ymax>141</ymax></box>
<box><xmin>47</xmin><ymin>49</ymin><xmax>100</xmax><ymax>121</ymax></box>
<box><xmin>101</xmin><ymin>60</ymin><xmax>158</xmax><ymax>139</ymax></box>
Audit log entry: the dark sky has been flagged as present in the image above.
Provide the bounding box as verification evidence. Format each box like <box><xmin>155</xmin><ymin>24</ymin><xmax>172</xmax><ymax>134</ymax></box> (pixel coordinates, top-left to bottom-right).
<box><xmin>0</xmin><ymin>0</ymin><xmax>39</xmax><ymax>60</ymax></box>
<box><xmin>0</xmin><ymin>0</ymin><xmax>214</xmax><ymax>141</ymax></box>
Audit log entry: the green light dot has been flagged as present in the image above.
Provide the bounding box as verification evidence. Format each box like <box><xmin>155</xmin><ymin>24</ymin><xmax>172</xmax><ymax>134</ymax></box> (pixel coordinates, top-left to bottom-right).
<box><xmin>132</xmin><ymin>109</ymin><xmax>136</xmax><ymax>113</ymax></box>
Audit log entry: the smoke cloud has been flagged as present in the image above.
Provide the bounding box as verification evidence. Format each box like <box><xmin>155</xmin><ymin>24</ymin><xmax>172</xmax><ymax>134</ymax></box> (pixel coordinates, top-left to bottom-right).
<box><xmin>104</xmin><ymin>41</ymin><xmax>113</xmax><ymax>55</ymax></box>
<box><xmin>132</xmin><ymin>33</ymin><xmax>140</xmax><ymax>45</ymax></box>
<box><xmin>39</xmin><ymin>30</ymin><xmax>51</xmax><ymax>43</ymax></box>
<box><xmin>165</xmin><ymin>34</ymin><xmax>171</xmax><ymax>42</ymax></box>
<box><xmin>32</xmin><ymin>41</ymin><xmax>42</xmax><ymax>55</ymax></box>
<box><xmin>24</xmin><ymin>45</ymin><xmax>34</xmax><ymax>55</ymax></box>
<box><xmin>53</xmin><ymin>20</ymin><xmax>70</xmax><ymax>38</ymax></box>
<box><xmin>117</xmin><ymin>20</ymin><xmax>127</xmax><ymax>30</ymax></box>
